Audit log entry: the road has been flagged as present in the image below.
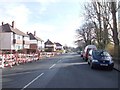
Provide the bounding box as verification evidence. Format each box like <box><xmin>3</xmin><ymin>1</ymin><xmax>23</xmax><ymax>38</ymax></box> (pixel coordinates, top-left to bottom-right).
<box><xmin>2</xmin><ymin>53</ymin><xmax>119</xmax><ymax>89</ymax></box>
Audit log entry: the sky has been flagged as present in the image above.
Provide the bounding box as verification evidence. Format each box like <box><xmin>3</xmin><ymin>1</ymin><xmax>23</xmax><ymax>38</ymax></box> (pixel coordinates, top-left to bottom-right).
<box><xmin>0</xmin><ymin>0</ymin><xmax>88</xmax><ymax>47</ymax></box>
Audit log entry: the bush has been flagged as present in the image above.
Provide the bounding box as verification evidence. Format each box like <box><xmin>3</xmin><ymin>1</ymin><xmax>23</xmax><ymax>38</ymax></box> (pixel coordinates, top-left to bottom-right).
<box><xmin>105</xmin><ymin>43</ymin><xmax>114</xmax><ymax>56</ymax></box>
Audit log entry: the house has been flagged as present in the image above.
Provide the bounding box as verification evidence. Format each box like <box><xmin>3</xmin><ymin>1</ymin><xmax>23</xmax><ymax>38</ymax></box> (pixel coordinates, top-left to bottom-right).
<box><xmin>27</xmin><ymin>31</ymin><xmax>44</xmax><ymax>53</ymax></box>
<box><xmin>44</xmin><ymin>39</ymin><xmax>54</xmax><ymax>52</ymax></box>
<box><xmin>0</xmin><ymin>21</ymin><xmax>30</xmax><ymax>53</ymax></box>
<box><xmin>54</xmin><ymin>42</ymin><xmax>63</xmax><ymax>54</ymax></box>
<box><xmin>54</xmin><ymin>42</ymin><xmax>63</xmax><ymax>51</ymax></box>
<box><xmin>44</xmin><ymin>39</ymin><xmax>63</xmax><ymax>52</ymax></box>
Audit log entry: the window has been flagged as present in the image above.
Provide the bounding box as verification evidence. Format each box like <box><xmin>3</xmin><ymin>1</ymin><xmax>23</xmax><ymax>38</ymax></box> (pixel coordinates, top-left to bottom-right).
<box><xmin>18</xmin><ymin>46</ymin><xmax>20</xmax><ymax>49</ymax></box>
<box><xmin>103</xmin><ymin>52</ymin><xmax>111</xmax><ymax>57</ymax></box>
<box><xmin>88</xmin><ymin>50</ymin><xmax>92</xmax><ymax>56</ymax></box>
<box><xmin>17</xmin><ymin>35</ymin><xmax>20</xmax><ymax>39</ymax></box>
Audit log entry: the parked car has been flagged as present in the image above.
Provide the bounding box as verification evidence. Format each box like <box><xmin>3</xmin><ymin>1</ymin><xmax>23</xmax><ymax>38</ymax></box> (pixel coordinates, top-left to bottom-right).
<box><xmin>83</xmin><ymin>45</ymin><xmax>97</xmax><ymax>61</ymax></box>
<box><xmin>77</xmin><ymin>51</ymin><xmax>81</xmax><ymax>54</ymax></box>
<box><xmin>80</xmin><ymin>51</ymin><xmax>83</xmax><ymax>57</ymax></box>
<box><xmin>77</xmin><ymin>51</ymin><xmax>83</xmax><ymax>56</ymax></box>
<box><xmin>88</xmin><ymin>49</ymin><xmax>114</xmax><ymax>70</ymax></box>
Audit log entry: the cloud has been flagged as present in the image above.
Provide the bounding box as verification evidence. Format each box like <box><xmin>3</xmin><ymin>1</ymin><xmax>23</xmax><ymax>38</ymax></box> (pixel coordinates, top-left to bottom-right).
<box><xmin>61</xmin><ymin>16</ymin><xmax>84</xmax><ymax>46</ymax></box>
<box><xmin>36</xmin><ymin>0</ymin><xmax>60</xmax><ymax>3</ymax></box>
<box><xmin>39</xmin><ymin>6</ymin><xmax>47</xmax><ymax>15</ymax></box>
<box><xmin>0</xmin><ymin>3</ymin><xmax>31</xmax><ymax>30</ymax></box>
<box><xmin>8</xmin><ymin>5</ymin><xmax>31</xmax><ymax>23</ymax></box>
<box><xmin>0</xmin><ymin>1</ymin><xmax>83</xmax><ymax>47</ymax></box>
<box><xmin>42</xmin><ymin>16</ymin><xmax>84</xmax><ymax>47</ymax></box>
<box><xmin>0</xmin><ymin>2</ymin><xmax>57</xmax><ymax>42</ymax></box>
<box><xmin>36</xmin><ymin>0</ymin><xmax>60</xmax><ymax>15</ymax></box>
<box><xmin>25</xmin><ymin>23</ymin><xmax>56</xmax><ymax>33</ymax></box>
<box><xmin>20</xmin><ymin>23</ymin><xmax>57</xmax><ymax>42</ymax></box>
<box><xmin>0</xmin><ymin>0</ymin><xmax>89</xmax><ymax>3</ymax></box>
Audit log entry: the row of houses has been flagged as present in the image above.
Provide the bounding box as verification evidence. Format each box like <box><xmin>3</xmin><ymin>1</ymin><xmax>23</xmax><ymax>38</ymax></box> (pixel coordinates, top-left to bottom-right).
<box><xmin>0</xmin><ymin>21</ymin><xmax>63</xmax><ymax>54</ymax></box>
<box><xmin>44</xmin><ymin>39</ymin><xmax>63</xmax><ymax>52</ymax></box>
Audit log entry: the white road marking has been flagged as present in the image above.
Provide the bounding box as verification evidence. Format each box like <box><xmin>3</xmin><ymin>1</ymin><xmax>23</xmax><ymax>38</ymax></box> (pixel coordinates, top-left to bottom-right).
<box><xmin>3</xmin><ymin>72</ymin><xmax>32</xmax><ymax>77</ymax></box>
<box><xmin>21</xmin><ymin>73</ymin><xmax>44</xmax><ymax>90</ymax></box>
<box><xmin>65</xmin><ymin>62</ymin><xmax>88</xmax><ymax>65</ymax></box>
<box><xmin>57</xmin><ymin>60</ymin><xmax>61</xmax><ymax>63</ymax></box>
<box><xmin>49</xmin><ymin>64</ymin><xmax>56</xmax><ymax>69</ymax></box>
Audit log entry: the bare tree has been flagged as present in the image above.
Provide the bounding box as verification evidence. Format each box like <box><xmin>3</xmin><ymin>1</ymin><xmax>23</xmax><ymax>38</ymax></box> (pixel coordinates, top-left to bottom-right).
<box><xmin>84</xmin><ymin>2</ymin><xmax>103</xmax><ymax>48</ymax></box>
<box><xmin>76</xmin><ymin>1</ymin><xmax>120</xmax><ymax>59</ymax></box>
<box><xmin>110</xmin><ymin>2</ymin><xmax>120</xmax><ymax>58</ymax></box>
<box><xmin>83</xmin><ymin>1</ymin><xmax>113</xmax><ymax>49</ymax></box>
<box><xmin>100</xmin><ymin>2</ymin><xmax>110</xmax><ymax>47</ymax></box>
<box><xmin>76</xmin><ymin>22</ymin><xmax>95</xmax><ymax>46</ymax></box>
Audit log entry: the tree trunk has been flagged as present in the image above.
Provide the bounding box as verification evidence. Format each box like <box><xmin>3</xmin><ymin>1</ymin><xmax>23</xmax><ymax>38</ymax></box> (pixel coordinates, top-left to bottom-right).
<box><xmin>97</xmin><ymin>2</ymin><xmax>103</xmax><ymax>49</ymax></box>
<box><xmin>103</xmin><ymin>4</ymin><xmax>109</xmax><ymax>49</ymax></box>
<box><xmin>111</xmin><ymin>2</ymin><xmax>120</xmax><ymax>58</ymax></box>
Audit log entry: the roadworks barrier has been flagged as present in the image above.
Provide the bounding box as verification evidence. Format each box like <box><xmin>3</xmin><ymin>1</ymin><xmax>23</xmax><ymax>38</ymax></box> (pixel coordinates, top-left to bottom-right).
<box><xmin>0</xmin><ymin>53</ymin><xmax>40</xmax><ymax>68</ymax></box>
<box><xmin>0</xmin><ymin>52</ymin><xmax>58</xmax><ymax>68</ymax></box>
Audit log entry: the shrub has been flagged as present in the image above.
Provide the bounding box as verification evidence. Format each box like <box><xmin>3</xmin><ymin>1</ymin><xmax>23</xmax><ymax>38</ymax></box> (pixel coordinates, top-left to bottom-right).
<box><xmin>105</xmin><ymin>43</ymin><xmax>114</xmax><ymax>56</ymax></box>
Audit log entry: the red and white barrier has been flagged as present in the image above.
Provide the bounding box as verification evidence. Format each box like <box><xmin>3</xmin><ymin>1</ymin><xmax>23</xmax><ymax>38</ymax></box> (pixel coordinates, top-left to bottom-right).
<box><xmin>1</xmin><ymin>52</ymin><xmax>52</xmax><ymax>68</ymax></box>
<box><xmin>0</xmin><ymin>55</ymin><xmax>5</xmax><ymax>68</ymax></box>
<box><xmin>0</xmin><ymin>54</ymin><xmax>16</xmax><ymax>68</ymax></box>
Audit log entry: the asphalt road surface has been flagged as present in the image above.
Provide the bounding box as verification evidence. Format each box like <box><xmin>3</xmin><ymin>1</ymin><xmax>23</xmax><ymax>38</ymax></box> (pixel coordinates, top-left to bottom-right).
<box><xmin>2</xmin><ymin>53</ymin><xmax>119</xmax><ymax>89</ymax></box>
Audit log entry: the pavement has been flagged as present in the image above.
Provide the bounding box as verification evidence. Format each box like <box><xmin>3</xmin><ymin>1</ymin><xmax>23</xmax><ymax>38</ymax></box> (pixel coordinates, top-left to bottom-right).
<box><xmin>113</xmin><ymin>57</ymin><xmax>120</xmax><ymax>72</ymax></box>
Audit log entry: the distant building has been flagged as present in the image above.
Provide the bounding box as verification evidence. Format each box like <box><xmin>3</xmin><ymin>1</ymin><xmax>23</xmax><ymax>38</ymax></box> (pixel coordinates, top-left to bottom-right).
<box><xmin>0</xmin><ymin>21</ymin><xmax>30</xmax><ymax>53</ymax></box>
<box><xmin>44</xmin><ymin>39</ymin><xmax>63</xmax><ymax>53</ymax></box>
<box><xmin>27</xmin><ymin>31</ymin><xmax>44</xmax><ymax>53</ymax></box>
<box><xmin>44</xmin><ymin>39</ymin><xmax>54</xmax><ymax>52</ymax></box>
<box><xmin>54</xmin><ymin>42</ymin><xmax>63</xmax><ymax>51</ymax></box>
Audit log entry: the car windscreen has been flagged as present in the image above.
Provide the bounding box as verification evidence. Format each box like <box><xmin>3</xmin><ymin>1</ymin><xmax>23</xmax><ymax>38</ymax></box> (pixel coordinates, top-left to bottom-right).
<box><xmin>93</xmin><ymin>51</ymin><xmax>111</xmax><ymax>59</ymax></box>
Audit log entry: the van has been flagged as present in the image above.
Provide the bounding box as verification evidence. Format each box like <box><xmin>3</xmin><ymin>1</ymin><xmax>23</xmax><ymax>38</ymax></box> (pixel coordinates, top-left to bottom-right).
<box><xmin>83</xmin><ymin>45</ymin><xmax>97</xmax><ymax>61</ymax></box>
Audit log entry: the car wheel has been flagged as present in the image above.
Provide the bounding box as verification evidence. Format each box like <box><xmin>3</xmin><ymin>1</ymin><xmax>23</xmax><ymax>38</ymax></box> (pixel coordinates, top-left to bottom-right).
<box><xmin>81</xmin><ymin>55</ymin><xmax>83</xmax><ymax>57</ymax></box>
<box><xmin>83</xmin><ymin>57</ymin><xmax>84</xmax><ymax>60</ymax></box>
<box><xmin>90</xmin><ymin>62</ymin><xmax>94</xmax><ymax>69</ymax></box>
<box><xmin>85</xmin><ymin>58</ymin><xmax>88</xmax><ymax>62</ymax></box>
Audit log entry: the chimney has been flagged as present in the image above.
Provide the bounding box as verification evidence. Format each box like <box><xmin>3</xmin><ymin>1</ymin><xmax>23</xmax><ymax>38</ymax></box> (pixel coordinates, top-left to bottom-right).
<box><xmin>34</xmin><ymin>31</ymin><xmax>36</xmax><ymax>36</ymax></box>
<box><xmin>2</xmin><ymin>22</ymin><xmax>4</xmax><ymax>25</ymax></box>
<box><xmin>12</xmin><ymin>21</ymin><xmax>14</xmax><ymax>28</ymax></box>
<box><xmin>26</xmin><ymin>32</ymin><xmax>29</xmax><ymax>35</ymax></box>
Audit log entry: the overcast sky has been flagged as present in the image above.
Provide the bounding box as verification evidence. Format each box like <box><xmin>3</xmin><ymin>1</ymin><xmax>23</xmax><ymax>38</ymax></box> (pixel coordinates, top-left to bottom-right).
<box><xmin>0</xmin><ymin>0</ymin><xmax>89</xmax><ymax>47</ymax></box>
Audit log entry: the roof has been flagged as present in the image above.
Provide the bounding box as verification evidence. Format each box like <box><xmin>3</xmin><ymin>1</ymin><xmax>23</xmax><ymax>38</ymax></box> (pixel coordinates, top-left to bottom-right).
<box><xmin>35</xmin><ymin>36</ymin><xmax>44</xmax><ymax>42</ymax></box>
<box><xmin>1</xmin><ymin>23</ymin><xmax>28</xmax><ymax>37</ymax></box>
<box><xmin>55</xmin><ymin>42</ymin><xmax>62</xmax><ymax>46</ymax></box>
<box><xmin>84</xmin><ymin>45</ymin><xmax>97</xmax><ymax>52</ymax></box>
<box><xmin>28</xmin><ymin>33</ymin><xmax>36</xmax><ymax>40</ymax></box>
<box><xmin>13</xmin><ymin>28</ymin><xmax>28</xmax><ymax>37</ymax></box>
<box><xmin>28</xmin><ymin>33</ymin><xmax>43</xmax><ymax>41</ymax></box>
<box><xmin>44</xmin><ymin>39</ymin><xmax>54</xmax><ymax>45</ymax></box>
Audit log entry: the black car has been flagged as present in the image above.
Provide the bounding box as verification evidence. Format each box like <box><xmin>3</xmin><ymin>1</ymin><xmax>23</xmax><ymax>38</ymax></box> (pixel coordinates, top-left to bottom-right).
<box><xmin>88</xmin><ymin>50</ymin><xmax>114</xmax><ymax>70</ymax></box>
